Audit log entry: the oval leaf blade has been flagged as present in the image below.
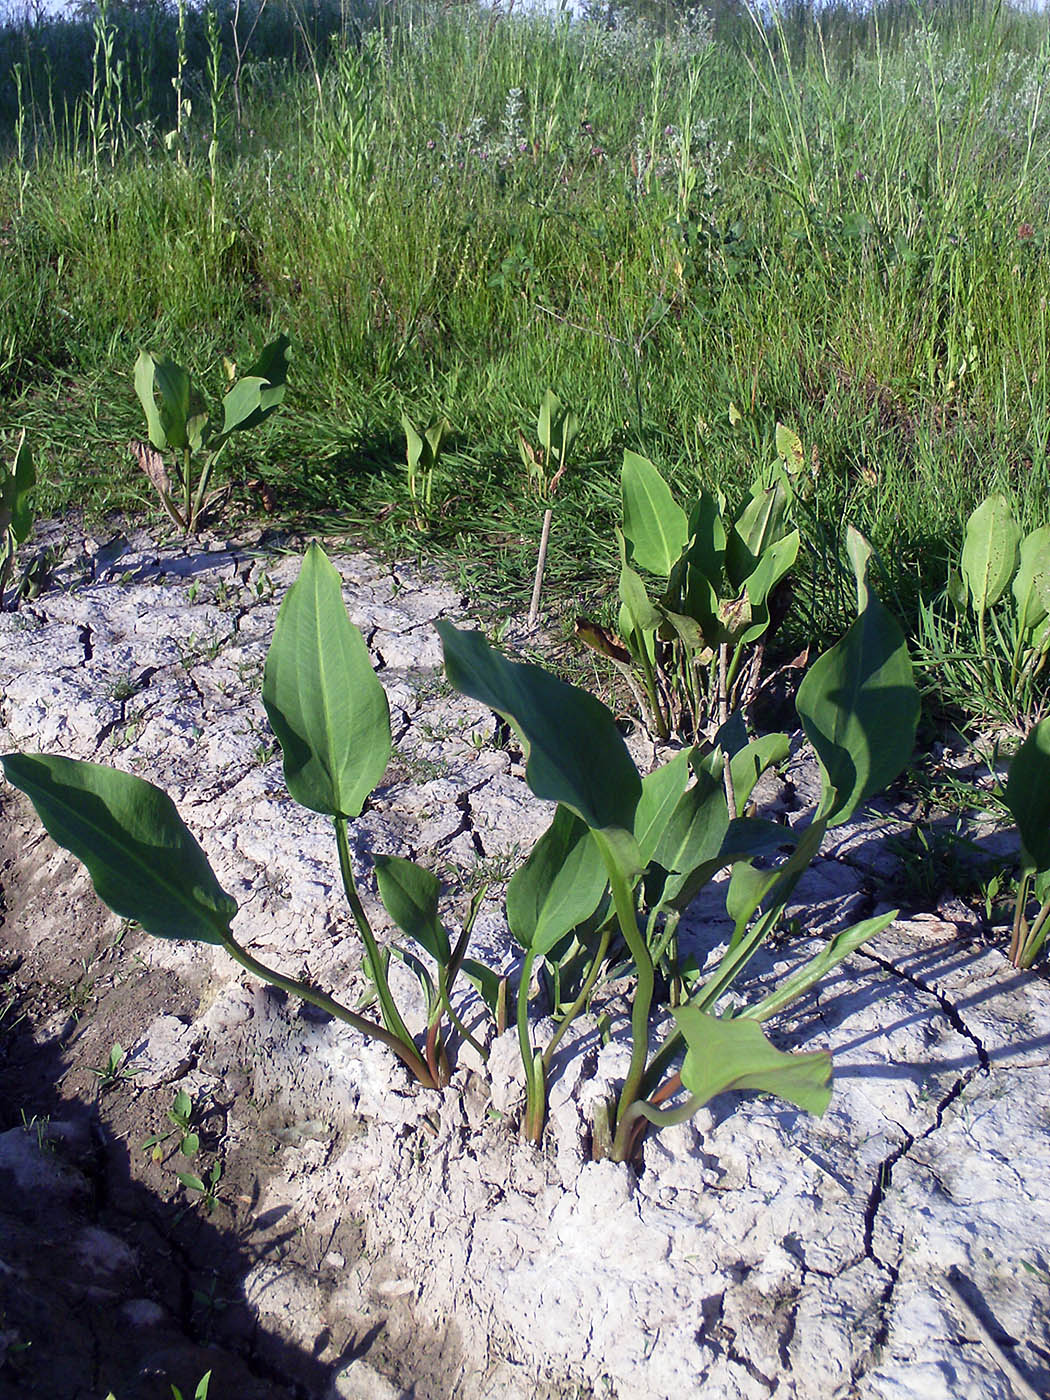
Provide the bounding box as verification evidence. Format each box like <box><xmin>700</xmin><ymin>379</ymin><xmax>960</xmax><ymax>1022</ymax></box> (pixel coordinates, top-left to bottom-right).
<box><xmin>506</xmin><ymin>805</ymin><xmax>609</xmax><ymax>954</ymax></box>
<box><xmin>796</xmin><ymin>582</ymin><xmax>919</xmax><ymax>828</ymax></box>
<box><xmin>263</xmin><ymin>543</ymin><xmax>391</xmax><ymax>817</ymax></box>
<box><xmin>673</xmin><ymin>1005</ymin><xmax>832</xmax><ymax>1115</ymax></box>
<box><xmin>1</xmin><ymin>754</ymin><xmax>235</xmax><ymax>944</ymax></box>
<box><xmin>1013</xmin><ymin>526</ymin><xmax>1050</xmax><ymax>632</ymax></box>
<box><xmin>437</xmin><ymin>621</ymin><xmax>641</xmax><ymax>833</ymax></box>
<box><xmin>960</xmin><ymin>494</ymin><xmax>1021</xmax><ymax>613</ymax></box>
<box><xmin>374</xmin><ymin>854</ymin><xmax>450</xmax><ymax>963</ymax></box>
<box><xmin>621</xmin><ymin>450</ymin><xmax>689</xmax><ymax>577</ymax></box>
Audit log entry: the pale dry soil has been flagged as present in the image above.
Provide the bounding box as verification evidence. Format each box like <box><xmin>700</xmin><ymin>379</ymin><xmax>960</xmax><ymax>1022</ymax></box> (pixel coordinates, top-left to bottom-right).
<box><xmin>0</xmin><ymin>517</ymin><xmax>1048</xmax><ymax>1400</ymax></box>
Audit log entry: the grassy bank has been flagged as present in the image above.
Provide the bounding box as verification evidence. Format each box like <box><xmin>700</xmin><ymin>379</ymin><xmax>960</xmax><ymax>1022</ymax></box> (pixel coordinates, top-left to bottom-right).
<box><xmin>1</xmin><ymin>0</ymin><xmax>1048</xmax><ymax>639</ymax></box>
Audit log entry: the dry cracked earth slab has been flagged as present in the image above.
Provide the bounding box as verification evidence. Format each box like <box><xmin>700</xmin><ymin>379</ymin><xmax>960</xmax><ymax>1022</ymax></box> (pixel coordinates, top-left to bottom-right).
<box><xmin>0</xmin><ymin>518</ymin><xmax>1048</xmax><ymax>1400</ymax></box>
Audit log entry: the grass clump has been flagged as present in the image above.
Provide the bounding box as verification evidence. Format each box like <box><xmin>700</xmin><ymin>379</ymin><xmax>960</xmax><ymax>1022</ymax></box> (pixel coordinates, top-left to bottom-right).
<box><xmin>0</xmin><ymin>0</ymin><xmax>1048</xmax><ymax>667</ymax></box>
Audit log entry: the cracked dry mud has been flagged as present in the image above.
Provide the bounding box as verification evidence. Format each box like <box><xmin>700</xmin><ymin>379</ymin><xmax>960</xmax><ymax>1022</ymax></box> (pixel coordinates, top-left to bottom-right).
<box><xmin>0</xmin><ymin>518</ymin><xmax>1048</xmax><ymax>1400</ymax></box>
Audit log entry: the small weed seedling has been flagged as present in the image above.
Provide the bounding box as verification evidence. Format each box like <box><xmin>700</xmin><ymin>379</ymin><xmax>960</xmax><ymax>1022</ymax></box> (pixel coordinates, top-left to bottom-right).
<box><xmin>519</xmin><ymin>389</ymin><xmax>577</xmax><ymax>630</ymax></box>
<box><xmin>402</xmin><ymin>412</ymin><xmax>449</xmax><ymax>532</ymax></box>
<box><xmin>143</xmin><ymin>1087</ymin><xmax>200</xmax><ymax>1163</ymax></box>
<box><xmin>177</xmin><ymin>1159</ymin><xmax>223</xmax><ymax>1217</ymax></box>
<box><xmin>91</xmin><ymin>1042</ymin><xmax>139</xmax><ymax>1092</ymax></box>
<box><xmin>132</xmin><ymin>335</ymin><xmax>290</xmax><ymax>534</ymax></box>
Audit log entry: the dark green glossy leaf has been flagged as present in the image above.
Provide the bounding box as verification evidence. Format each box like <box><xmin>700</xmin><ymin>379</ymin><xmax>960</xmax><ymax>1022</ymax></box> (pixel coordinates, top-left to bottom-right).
<box><xmin>263</xmin><ymin>543</ymin><xmax>390</xmax><ymax>817</ymax></box>
<box><xmin>437</xmin><ymin>622</ymin><xmax>641</xmax><ymax>833</ymax></box>
<box><xmin>1</xmin><ymin>753</ymin><xmax>235</xmax><ymax>944</ymax></box>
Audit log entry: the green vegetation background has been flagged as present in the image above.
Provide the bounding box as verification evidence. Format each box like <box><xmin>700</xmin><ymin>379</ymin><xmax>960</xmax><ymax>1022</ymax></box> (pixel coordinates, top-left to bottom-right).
<box><xmin>1</xmin><ymin>0</ymin><xmax>1047</xmax><ymax>643</ymax></box>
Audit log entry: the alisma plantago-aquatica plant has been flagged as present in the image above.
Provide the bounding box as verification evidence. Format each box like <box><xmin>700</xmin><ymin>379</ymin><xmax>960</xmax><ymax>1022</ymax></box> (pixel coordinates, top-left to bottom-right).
<box><xmin>132</xmin><ymin>335</ymin><xmax>290</xmax><ymax>534</ymax></box>
<box><xmin>577</xmin><ymin>424</ymin><xmax>805</xmax><ymax>747</ymax></box>
<box><xmin>917</xmin><ymin>492</ymin><xmax>1050</xmax><ymax>729</ymax></box>
<box><xmin>4</xmin><ymin>530</ymin><xmax>921</xmax><ymax>1163</ymax></box>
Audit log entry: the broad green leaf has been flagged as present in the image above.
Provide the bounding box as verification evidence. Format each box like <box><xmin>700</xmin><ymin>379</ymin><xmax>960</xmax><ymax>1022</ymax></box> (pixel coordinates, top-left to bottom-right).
<box><xmin>374</xmin><ymin>854</ymin><xmax>450</xmax><ymax>963</ymax></box>
<box><xmin>725</xmin><ymin>481</ymin><xmax>790</xmax><ymax>589</ymax></box>
<box><xmin>845</xmin><ymin>525</ymin><xmax>874</xmax><ymax>612</ymax></box>
<box><xmin>796</xmin><ymin>578</ymin><xmax>919</xmax><ymax>827</ymax></box>
<box><xmin>635</xmin><ymin>749</ymin><xmax>693</xmax><ymax>865</ymax></box>
<box><xmin>438</xmin><ymin>621</ymin><xmax>641</xmax><ymax>834</ymax></box>
<box><xmin>1013</xmin><ymin>526</ymin><xmax>1050</xmax><ymax>632</ymax></box>
<box><xmin>744</xmin><ymin>530</ymin><xmax>799</xmax><ymax>611</ymax></box>
<box><xmin>263</xmin><ymin>543</ymin><xmax>391</xmax><ymax>817</ymax></box>
<box><xmin>0</xmin><ymin>432</ymin><xmax>34</xmax><ymax>543</ymax></box>
<box><xmin>652</xmin><ymin>761</ymin><xmax>729</xmax><ymax>879</ymax></box>
<box><xmin>460</xmin><ymin>958</ymin><xmax>504</xmax><ymax>1015</ymax></box>
<box><xmin>621</xmin><ymin>451</ymin><xmax>689</xmax><ymax>577</ymax></box>
<box><xmin>145</xmin><ymin>353</ymin><xmax>207</xmax><ymax>453</ymax></box>
<box><xmin>685</xmin><ymin>490</ymin><xmax>727</xmax><ymax>588</ymax></box>
<box><xmin>619</xmin><ymin>559</ymin><xmax>662</xmax><ymax>636</ymax></box>
<box><xmin>403</xmin><ymin>413</ymin><xmax>424</xmax><ymax>471</ymax></box>
<box><xmin>1003</xmin><ymin>717</ymin><xmax>1050</xmax><ymax>872</ymax></box>
<box><xmin>1</xmin><ymin>754</ymin><xmax>236</xmax><ymax>944</ymax></box>
<box><xmin>506</xmin><ymin>805</ymin><xmax>608</xmax><ymax>954</ymax></box>
<box><xmin>219</xmin><ymin>334</ymin><xmax>290</xmax><ymax>438</ymax></box>
<box><xmin>730</xmin><ymin>732</ymin><xmax>790</xmax><ymax>811</ymax></box>
<box><xmin>134</xmin><ymin>350</ymin><xmax>167</xmax><ymax>450</ymax></box>
<box><xmin>960</xmin><ymin>494</ymin><xmax>1021</xmax><ymax>614</ymax></box>
<box><xmin>673</xmin><ymin>1005</ymin><xmax>832</xmax><ymax>1115</ymax></box>
<box><xmin>680</xmin><ymin>561</ymin><xmax>720</xmax><ymax>641</ymax></box>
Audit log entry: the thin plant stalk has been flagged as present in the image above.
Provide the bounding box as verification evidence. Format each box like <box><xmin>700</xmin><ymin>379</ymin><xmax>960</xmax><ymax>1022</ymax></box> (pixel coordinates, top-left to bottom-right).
<box><xmin>221</xmin><ymin>931</ymin><xmax>435</xmax><ymax>1087</ymax></box>
<box><xmin>527</xmin><ymin>505</ymin><xmax>553</xmax><ymax>630</ymax></box>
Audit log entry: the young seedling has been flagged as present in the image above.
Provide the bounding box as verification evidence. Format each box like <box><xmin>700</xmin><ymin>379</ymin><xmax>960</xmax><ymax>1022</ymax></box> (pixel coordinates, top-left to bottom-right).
<box><xmin>518</xmin><ymin>389</ymin><xmax>577</xmax><ymax>630</ymax></box>
<box><xmin>177</xmin><ymin>1159</ymin><xmax>223</xmax><ymax>1217</ymax></box>
<box><xmin>0</xmin><ymin>430</ymin><xmax>35</xmax><ymax>611</ymax></box>
<box><xmin>142</xmin><ymin>1087</ymin><xmax>200</xmax><ymax>1163</ymax></box>
<box><xmin>132</xmin><ymin>335</ymin><xmax>290</xmax><ymax>534</ymax></box>
<box><xmin>91</xmin><ymin>1042</ymin><xmax>139</xmax><ymax>1093</ymax></box>
<box><xmin>402</xmin><ymin>412</ymin><xmax>449</xmax><ymax>532</ymax></box>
